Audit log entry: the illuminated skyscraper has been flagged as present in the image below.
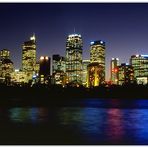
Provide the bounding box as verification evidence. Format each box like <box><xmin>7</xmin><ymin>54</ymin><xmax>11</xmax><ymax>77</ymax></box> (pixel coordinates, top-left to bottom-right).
<box><xmin>0</xmin><ymin>49</ymin><xmax>10</xmax><ymax>60</ymax></box>
<box><xmin>87</xmin><ymin>62</ymin><xmax>104</xmax><ymax>87</ymax></box>
<box><xmin>66</xmin><ymin>33</ymin><xmax>83</xmax><ymax>84</ymax></box>
<box><xmin>0</xmin><ymin>49</ymin><xmax>14</xmax><ymax>84</ymax></box>
<box><xmin>22</xmin><ymin>34</ymin><xmax>36</xmax><ymax>81</ymax></box>
<box><xmin>130</xmin><ymin>54</ymin><xmax>148</xmax><ymax>84</ymax></box>
<box><xmin>110</xmin><ymin>58</ymin><xmax>119</xmax><ymax>84</ymax></box>
<box><xmin>52</xmin><ymin>54</ymin><xmax>65</xmax><ymax>74</ymax></box>
<box><xmin>0</xmin><ymin>59</ymin><xmax>14</xmax><ymax>84</ymax></box>
<box><xmin>118</xmin><ymin>63</ymin><xmax>134</xmax><ymax>85</ymax></box>
<box><xmin>90</xmin><ymin>40</ymin><xmax>105</xmax><ymax>84</ymax></box>
<box><xmin>52</xmin><ymin>54</ymin><xmax>66</xmax><ymax>85</ymax></box>
<box><xmin>82</xmin><ymin>59</ymin><xmax>90</xmax><ymax>86</ymax></box>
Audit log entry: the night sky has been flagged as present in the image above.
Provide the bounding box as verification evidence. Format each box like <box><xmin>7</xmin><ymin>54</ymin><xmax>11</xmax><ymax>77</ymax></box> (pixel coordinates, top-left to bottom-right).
<box><xmin>0</xmin><ymin>3</ymin><xmax>148</xmax><ymax>80</ymax></box>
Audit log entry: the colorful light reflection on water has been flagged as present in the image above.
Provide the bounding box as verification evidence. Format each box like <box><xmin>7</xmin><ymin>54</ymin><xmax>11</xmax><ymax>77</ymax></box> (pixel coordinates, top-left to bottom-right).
<box><xmin>5</xmin><ymin>99</ymin><xmax>148</xmax><ymax>144</ymax></box>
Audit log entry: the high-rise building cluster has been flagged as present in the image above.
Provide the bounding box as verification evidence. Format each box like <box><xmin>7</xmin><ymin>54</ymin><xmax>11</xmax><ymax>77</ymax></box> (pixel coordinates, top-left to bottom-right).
<box><xmin>110</xmin><ymin>55</ymin><xmax>148</xmax><ymax>85</ymax></box>
<box><xmin>0</xmin><ymin>33</ymin><xmax>148</xmax><ymax>87</ymax></box>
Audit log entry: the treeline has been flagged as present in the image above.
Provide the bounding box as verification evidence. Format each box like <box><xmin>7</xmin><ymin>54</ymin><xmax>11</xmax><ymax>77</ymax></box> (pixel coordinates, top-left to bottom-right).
<box><xmin>0</xmin><ymin>83</ymin><xmax>148</xmax><ymax>101</ymax></box>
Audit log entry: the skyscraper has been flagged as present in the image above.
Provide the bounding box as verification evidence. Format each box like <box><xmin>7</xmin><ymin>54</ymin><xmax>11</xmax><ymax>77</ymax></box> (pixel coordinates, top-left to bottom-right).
<box><xmin>52</xmin><ymin>54</ymin><xmax>65</xmax><ymax>74</ymax></box>
<box><xmin>0</xmin><ymin>49</ymin><xmax>10</xmax><ymax>60</ymax></box>
<box><xmin>0</xmin><ymin>49</ymin><xmax>14</xmax><ymax>84</ymax></box>
<box><xmin>0</xmin><ymin>59</ymin><xmax>14</xmax><ymax>84</ymax></box>
<box><xmin>39</xmin><ymin>56</ymin><xmax>51</xmax><ymax>84</ymax></box>
<box><xmin>110</xmin><ymin>58</ymin><xmax>119</xmax><ymax>84</ymax></box>
<box><xmin>130</xmin><ymin>54</ymin><xmax>148</xmax><ymax>84</ymax></box>
<box><xmin>22</xmin><ymin>34</ymin><xmax>36</xmax><ymax>81</ymax></box>
<box><xmin>52</xmin><ymin>54</ymin><xmax>66</xmax><ymax>85</ymax></box>
<box><xmin>87</xmin><ymin>62</ymin><xmax>104</xmax><ymax>87</ymax></box>
<box><xmin>66</xmin><ymin>33</ymin><xmax>83</xmax><ymax>85</ymax></box>
<box><xmin>82</xmin><ymin>59</ymin><xmax>90</xmax><ymax>86</ymax></box>
<box><xmin>90</xmin><ymin>40</ymin><xmax>105</xmax><ymax>84</ymax></box>
<box><xmin>118</xmin><ymin>63</ymin><xmax>134</xmax><ymax>85</ymax></box>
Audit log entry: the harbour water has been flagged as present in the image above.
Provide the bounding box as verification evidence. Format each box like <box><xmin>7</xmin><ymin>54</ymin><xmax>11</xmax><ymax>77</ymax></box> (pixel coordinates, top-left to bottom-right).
<box><xmin>1</xmin><ymin>98</ymin><xmax>148</xmax><ymax>144</ymax></box>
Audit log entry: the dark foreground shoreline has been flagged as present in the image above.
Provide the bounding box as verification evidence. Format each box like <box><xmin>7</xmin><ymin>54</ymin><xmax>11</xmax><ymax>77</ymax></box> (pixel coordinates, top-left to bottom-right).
<box><xmin>0</xmin><ymin>84</ymin><xmax>148</xmax><ymax>144</ymax></box>
<box><xmin>0</xmin><ymin>84</ymin><xmax>148</xmax><ymax>106</ymax></box>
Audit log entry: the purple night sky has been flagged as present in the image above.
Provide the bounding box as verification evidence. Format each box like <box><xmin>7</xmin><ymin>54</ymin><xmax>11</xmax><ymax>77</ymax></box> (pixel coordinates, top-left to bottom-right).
<box><xmin>0</xmin><ymin>3</ymin><xmax>148</xmax><ymax>80</ymax></box>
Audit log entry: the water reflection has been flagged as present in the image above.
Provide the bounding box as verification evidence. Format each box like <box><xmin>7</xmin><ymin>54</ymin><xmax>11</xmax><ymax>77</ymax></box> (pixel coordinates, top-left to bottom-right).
<box><xmin>5</xmin><ymin>99</ymin><xmax>148</xmax><ymax>144</ymax></box>
<box><xmin>58</xmin><ymin>99</ymin><xmax>148</xmax><ymax>144</ymax></box>
<box><xmin>59</xmin><ymin>107</ymin><xmax>107</xmax><ymax>143</ymax></box>
<box><xmin>125</xmin><ymin>109</ymin><xmax>148</xmax><ymax>144</ymax></box>
<box><xmin>106</xmin><ymin>109</ymin><xmax>124</xmax><ymax>143</ymax></box>
<box><xmin>9</xmin><ymin>107</ymin><xmax>48</xmax><ymax>123</ymax></box>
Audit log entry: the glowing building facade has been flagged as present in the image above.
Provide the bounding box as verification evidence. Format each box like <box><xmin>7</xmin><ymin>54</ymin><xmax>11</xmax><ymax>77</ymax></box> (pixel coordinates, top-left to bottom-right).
<box><xmin>130</xmin><ymin>55</ymin><xmax>148</xmax><ymax>84</ymax></box>
<box><xmin>52</xmin><ymin>54</ymin><xmax>65</xmax><ymax>73</ymax></box>
<box><xmin>66</xmin><ymin>34</ymin><xmax>83</xmax><ymax>85</ymax></box>
<box><xmin>110</xmin><ymin>58</ymin><xmax>119</xmax><ymax>84</ymax></box>
<box><xmin>52</xmin><ymin>54</ymin><xmax>66</xmax><ymax>85</ymax></box>
<box><xmin>0</xmin><ymin>49</ymin><xmax>14</xmax><ymax>84</ymax></box>
<box><xmin>90</xmin><ymin>40</ymin><xmax>105</xmax><ymax>84</ymax></box>
<box><xmin>82</xmin><ymin>59</ymin><xmax>90</xmax><ymax>86</ymax></box>
<box><xmin>87</xmin><ymin>62</ymin><xmax>104</xmax><ymax>87</ymax></box>
<box><xmin>11</xmin><ymin>69</ymin><xmax>28</xmax><ymax>84</ymax></box>
<box><xmin>118</xmin><ymin>63</ymin><xmax>134</xmax><ymax>85</ymax></box>
<box><xmin>22</xmin><ymin>34</ymin><xmax>36</xmax><ymax>81</ymax></box>
<box><xmin>0</xmin><ymin>59</ymin><xmax>14</xmax><ymax>84</ymax></box>
<box><xmin>0</xmin><ymin>49</ymin><xmax>10</xmax><ymax>60</ymax></box>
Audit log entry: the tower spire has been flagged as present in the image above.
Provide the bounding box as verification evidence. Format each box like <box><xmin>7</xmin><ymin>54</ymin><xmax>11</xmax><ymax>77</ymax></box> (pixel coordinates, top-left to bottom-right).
<box><xmin>30</xmin><ymin>32</ymin><xmax>36</xmax><ymax>41</ymax></box>
<box><xmin>74</xmin><ymin>27</ymin><xmax>75</xmax><ymax>34</ymax></box>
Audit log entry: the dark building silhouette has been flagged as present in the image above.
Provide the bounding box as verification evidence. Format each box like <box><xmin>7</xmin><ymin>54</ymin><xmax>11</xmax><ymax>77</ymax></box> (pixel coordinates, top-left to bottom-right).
<box><xmin>39</xmin><ymin>56</ymin><xmax>51</xmax><ymax>84</ymax></box>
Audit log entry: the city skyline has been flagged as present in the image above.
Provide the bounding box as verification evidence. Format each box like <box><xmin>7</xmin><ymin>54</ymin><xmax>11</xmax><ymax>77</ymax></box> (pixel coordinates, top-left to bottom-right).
<box><xmin>0</xmin><ymin>3</ymin><xmax>148</xmax><ymax>80</ymax></box>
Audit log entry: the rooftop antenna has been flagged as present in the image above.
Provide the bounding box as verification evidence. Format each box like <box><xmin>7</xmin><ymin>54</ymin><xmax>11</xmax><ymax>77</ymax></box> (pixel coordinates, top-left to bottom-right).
<box><xmin>30</xmin><ymin>32</ymin><xmax>36</xmax><ymax>41</ymax></box>
<box><xmin>74</xmin><ymin>27</ymin><xmax>75</xmax><ymax>34</ymax></box>
<box><xmin>33</xmin><ymin>32</ymin><xmax>36</xmax><ymax>39</ymax></box>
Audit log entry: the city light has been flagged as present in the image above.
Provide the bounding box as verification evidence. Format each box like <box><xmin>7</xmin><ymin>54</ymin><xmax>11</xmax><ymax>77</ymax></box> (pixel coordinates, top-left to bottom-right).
<box><xmin>45</xmin><ymin>56</ymin><xmax>48</xmax><ymax>60</ymax></box>
<box><xmin>30</xmin><ymin>34</ymin><xmax>36</xmax><ymax>41</ymax></box>
<box><xmin>141</xmin><ymin>55</ymin><xmax>148</xmax><ymax>58</ymax></box>
<box><xmin>0</xmin><ymin>31</ymin><xmax>147</xmax><ymax>87</ymax></box>
<box><xmin>40</xmin><ymin>56</ymin><xmax>44</xmax><ymax>60</ymax></box>
<box><xmin>15</xmin><ymin>69</ymin><xmax>19</xmax><ymax>72</ymax></box>
<box><xmin>90</xmin><ymin>41</ymin><xmax>94</xmax><ymax>45</ymax></box>
<box><xmin>100</xmin><ymin>40</ymin><xmax>104</xmax><ymax>44</ymax></box>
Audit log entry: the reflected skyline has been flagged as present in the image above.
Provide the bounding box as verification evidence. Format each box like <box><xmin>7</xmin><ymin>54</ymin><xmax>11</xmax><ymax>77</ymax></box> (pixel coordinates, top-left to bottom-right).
<box><xmin>0</xmin><ymin>99</ymin><xmax>148</xmax><ymax>144</ymax></box>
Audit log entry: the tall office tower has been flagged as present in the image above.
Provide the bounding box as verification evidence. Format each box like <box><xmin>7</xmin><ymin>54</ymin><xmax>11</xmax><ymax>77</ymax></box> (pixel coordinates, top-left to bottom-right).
<box><xmin>0</xmin><ymin>49</ymin><xmax>10</xmax><ymax>60</ymax></box>
<box><xmin>0</xmin><ymin>49</ymin><xmax>10</xmax><ymax>77</ymax></box>
<box><xmin>39</xmin><ymin>56</ymin><xmax>51</xmax><ymax>84</ymax></box>
<box><xmin>22</xmin><ymin>34</ymin><xmax>36</xmax><ymax>81</ymax></box>
<box><xmin>0</xmin><ymin>49</ymin><xmax>14</xmax><ymax>84</ymax></box>
<box><xmin>130</xmin><ymin>55</ymin><xmax>148</xmax><ymax>84</ymax></box>
<box><xmin>82</xmin><ymin>59</ymin><xmax>90</xmax><ymax>86</ymax></box>
<box><xmin>118</xmin><ymin>63</ymin><xmax>134</xmax><ymax>85</ymax></box>
<box><xmin>110</xmin><ymin>58</ymin><xmax>119</xmax><ymax>84</ymax></box>
<box><xmin>0</xmin><ymin>59</ymin><xmax>14</xmax><ymax>84</ymax></box>
<box><xmin>52</xmin><ymin>54</ymin><xmax>66</xmax><ymax>85</ymax></box>
<box><xmin>52</xmin><ymin>54</ymin><xmax>65</xmax><ymax>74</ymax></box>
<box><xmin>66</xmin><ymin>33</ymin><xmax>83</xmax><ymax>85</ymax></box>
<box><xmin>87</xmin><ymin>63</ymin><xmax>104</xmax><ymax>87</ymax></box>
<box><xmin>90</xmin><ymin>40</ymin><xmax>105</xmax><ymax>84</ymax></box>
